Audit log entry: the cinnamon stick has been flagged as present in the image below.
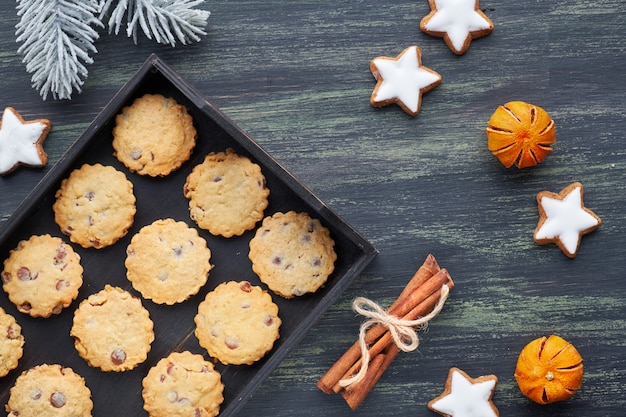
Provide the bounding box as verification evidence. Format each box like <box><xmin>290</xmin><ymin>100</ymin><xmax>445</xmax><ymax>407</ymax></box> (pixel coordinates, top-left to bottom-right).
<box><xmin>369</xmin><ymin>269</ymin><xmax>452</xmax><ymax>348</ymax></box>
<box><xmin>317</xmin><ymin>265</ymin><xmax>451</xmax><ymax>394</ymax></box>
<box><xmin>341</xmin><ymin>344</ymin><xmax>401</xmax><ymax>410</ymax></box>
<box><xmin>316</xmin><ymin>254</ymin><xmax>454</xmax><ymax>410</ymax></box>
<box><xmin>389</xmin><ymin>254</ymin><xmax>440</xmax><ymax>310</ymax></box>
<box><xmin>331</xmin><ymin>282</ymin><xmax>451</xmax><ymax>393</ymax></box>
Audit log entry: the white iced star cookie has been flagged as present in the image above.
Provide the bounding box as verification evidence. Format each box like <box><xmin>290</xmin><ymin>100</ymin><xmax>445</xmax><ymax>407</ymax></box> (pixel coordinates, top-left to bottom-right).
<box><xmin>429</xmin><ymin>367</ymin><xmax>499</xmax><ymax>417</ymax></box>
<box><xmin>534</xmin><ymin>182</ymin><xmax>601</xmax><ymax>258</ymax></box>
<box><xmin>0</xmin><ymin>107</ymin><xmax>50</xmax><ymax>175</ymax></box>
<box><xmin>420</xmin><ymin>0</ymin><xmax>494</xmax><ymax>55</ymax></box>
<box><xmin>370</xmin><ymin>46</ymin><xmax>442</xmax><ymax>116</ymax></box>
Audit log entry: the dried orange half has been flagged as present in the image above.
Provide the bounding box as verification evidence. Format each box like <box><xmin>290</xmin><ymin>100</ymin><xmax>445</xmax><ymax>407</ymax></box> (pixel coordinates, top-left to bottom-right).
<box><xmin>514</xmin><ymin>334</ymin><xmax>583</xmax><ymax>404</ymax></box>
<box><xmin>486</xmin><ymin>101</ymin><xmax>555</xmax><ymax>168</ymax></box>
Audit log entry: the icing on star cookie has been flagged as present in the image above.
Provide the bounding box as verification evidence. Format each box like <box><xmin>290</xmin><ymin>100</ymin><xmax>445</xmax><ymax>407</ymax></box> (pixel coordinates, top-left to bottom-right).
<box><xmin>420</xmin><ymin>0</ymin><xmax>494</xmax><ymax>55</ymax></box>
<box><xmin>0</xmin><ymin>107</ymin><xmax>50</xmax><ymax>175</ymax></box>
<box><xmin>369</xmin><ymin>46</ymin><xmax>442</xmax><ymax>116</ymax></box>
<box><xmin>534</xmin><ymin>182</ymin><xmax>601</xmax><ymax>258</ymax></box>
<box><xmin>429</xmin><ymin>367</ymin><xmax>499</xmax><ymax>417</ymax></box>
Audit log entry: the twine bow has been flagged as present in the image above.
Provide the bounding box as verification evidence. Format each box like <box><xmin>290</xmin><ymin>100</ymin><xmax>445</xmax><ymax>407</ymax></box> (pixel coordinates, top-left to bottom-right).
<box><xmin>339</xmin><ymin>284</ymin><xmax>450</xmax><ymax>389</ymax></box>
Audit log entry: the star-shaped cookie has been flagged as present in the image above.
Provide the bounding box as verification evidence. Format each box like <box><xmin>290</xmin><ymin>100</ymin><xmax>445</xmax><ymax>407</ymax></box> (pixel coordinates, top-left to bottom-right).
<box><xmin>370</xmin><ymin>45</ymin><xmax>442</xmax><ymax>116</ymax></box>
<box><xmin>429</xmin><ymin>367</ymin><xmax>499</xmax><ymax>417</ymax></box>
<box><xmin>420</xmin><ymin>0</ymin><xmax>494</xmax><ymax>55</ymax></box>
<box><xmin>0</xmin><ymin>107</ymin><xmax>50</xmax><ymax>175</ymax></box>
<box><xmin>534</xmin><ymin>182</ymin><xmax>601</xmax><ymax>258</ymax></box>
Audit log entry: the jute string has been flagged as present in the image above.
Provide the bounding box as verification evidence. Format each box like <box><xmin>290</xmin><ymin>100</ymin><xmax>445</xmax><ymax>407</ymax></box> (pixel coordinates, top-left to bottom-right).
<box><xmin>339</xmin><ymin>283</ymin><xmax>450</xmax><ymax>389</ymax></box>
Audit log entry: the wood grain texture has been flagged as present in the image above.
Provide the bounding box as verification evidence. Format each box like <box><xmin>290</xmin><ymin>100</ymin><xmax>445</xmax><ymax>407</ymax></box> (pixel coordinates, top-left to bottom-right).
<box><xmin>0</xmin><ymin>0</ymin><xmax>624</xmax><ymax>416</ymax></box>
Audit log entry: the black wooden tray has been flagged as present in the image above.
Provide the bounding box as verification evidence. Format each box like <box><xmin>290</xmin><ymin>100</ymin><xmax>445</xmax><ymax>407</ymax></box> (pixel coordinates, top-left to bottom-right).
<box><xmin>0</xmin><ymin>55</ymin><xmax>377</xmax><ymax>416</ymax></box>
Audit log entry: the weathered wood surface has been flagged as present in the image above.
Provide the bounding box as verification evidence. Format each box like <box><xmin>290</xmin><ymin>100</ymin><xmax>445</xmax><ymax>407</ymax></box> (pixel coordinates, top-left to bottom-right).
<box><xmin>0</xmin><ymin>0</ymin><xmax>624</xmax><ymax>416</ymax></box>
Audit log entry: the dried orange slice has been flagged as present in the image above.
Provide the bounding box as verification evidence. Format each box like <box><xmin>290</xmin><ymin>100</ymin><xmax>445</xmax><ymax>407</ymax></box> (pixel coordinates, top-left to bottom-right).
<box><xmin>486</xmin><ymin>101</ymin><xmax>555</xmax><ymax>168</ymax></box>
<box><xmin>514</xmin><ymin>335</ymin><xmax>583</xmax><ymax>404</ymax></box>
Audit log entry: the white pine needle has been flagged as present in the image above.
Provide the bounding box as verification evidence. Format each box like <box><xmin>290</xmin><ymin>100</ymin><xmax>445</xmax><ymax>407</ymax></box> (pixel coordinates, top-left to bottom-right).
<box><xmin>15</xmin><ymin>0</ymin><xmax>103</xmax><ymax>100</ymax></box>
<box><xmin>15</xmin><ymin>1</ymin><xmax>210</xmax><ymax>100</ymax></box>
<box><xmin>100</xmin><ymin>0</ymin><xmax>210</xmax><ymax>46</ymax></box>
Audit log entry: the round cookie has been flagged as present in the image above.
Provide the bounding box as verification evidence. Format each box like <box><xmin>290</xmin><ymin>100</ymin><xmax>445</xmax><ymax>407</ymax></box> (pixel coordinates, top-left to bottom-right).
<box><xmin>194</xmin><ymin>281</ymin><xmax>281</xmax><ymax>365</ymax></box>
<box><xmin>2</xmin><ymin>234</ymin><xmax>83</xmax><ymax>317</ymax></box>
<box><xmin>183</xmin><ymin>148</ymin><xmax>270</xmax><ymax>237</ymax></box>
<box><xmin>142</xmin><ymin>351</ymin><xmax>224</xmax><ymax>417</ymax></box>
<box><xmin>53</xmin><ymin>163</ymin><xmax>136</xmax><ymax>249</ymax></box>
<box><xmin>0</xmin><ymin>307</ymin><xmax>24</xmax><ymax>377</ymax></box>
<box><xmin>71</xmin><ymin>285</ymin><xmax>154</xmax><ymax>372</ymax></box>
<box><xmin>125</xmin><ymin>218</ymin><xmax>213</xmax><ymax>305</ymax></box>
<box><xmin>6</xmin><ymin>364</ymin><xmax>93</xmax><ymax>417</ymax></box>
<box><xmin>248</xmin><ymin>211</ymin><xmax>337</xmax><ymax>298</ymax></box>
<box><xmin>112</xmin><ymin>93</ymin><xmax>197</xmax><ymax>176</ymax></box>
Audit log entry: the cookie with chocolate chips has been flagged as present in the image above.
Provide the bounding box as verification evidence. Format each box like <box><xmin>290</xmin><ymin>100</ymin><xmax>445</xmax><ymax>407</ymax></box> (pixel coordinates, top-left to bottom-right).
<box><xmin>194</xmin><ymin>281</ymin><xmax>281</xmax><ymax>365</ymax></box>
<box><xmin>112</xmin><ymin>93</ymin><xmax>197</xmax><ymax>177</ymax></box>
<box><xmin>125</xmin><ymin>218</ymin><xmax>213</xmax><ymax>305</ymax></box>
<box><xmin>2</xmin><ymin>234</ymin><xmax>83</xmax><ymax>317</ymax></box>
<box><xmin>248</xmin><ymin>211</ymin><xmax>337</xmax><ymax>298</ymax></box>
<box><xmin>53</xmin><ymin>163</ymin><xmax>136</xmax><ymax>249</ymax></box>
<box><xmin>0</xmin><ymin>307</ymin><xmax>24</xmax><ymax>377</ymax></box>
<box><xmin>6</xmin><ymin>364</ymin><xmax>93</xmax><ymax>417</ymax></box>
<box><xmin>184</xmin><ymin>148</ymin><xmax>270</xmax><ymax>237</ymax></box>
<box><xmin>142</xmin><ymin>351</ymin><xmax>224</xmax><ymax>417</ymax></box>
<box><xmin>71</xmin><ymin>285</ymin><xmax>154</xmax><ymax>372</ymax></box>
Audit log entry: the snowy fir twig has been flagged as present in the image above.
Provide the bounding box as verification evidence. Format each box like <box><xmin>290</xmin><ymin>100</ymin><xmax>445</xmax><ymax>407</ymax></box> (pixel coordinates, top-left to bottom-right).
<box><xmin>100</xmin><ymin>0</ymin><xmax>210</xmax><ymax>46</ymax></box>
<box><xmin>15</xmin><ymin>0</ymin><xmax>210</xmax><ymax>100</ymax></box>
<box><xmin>15</xmin><ymin>0</ymin><xmax>103</xmax><ymax>100</ymax></box>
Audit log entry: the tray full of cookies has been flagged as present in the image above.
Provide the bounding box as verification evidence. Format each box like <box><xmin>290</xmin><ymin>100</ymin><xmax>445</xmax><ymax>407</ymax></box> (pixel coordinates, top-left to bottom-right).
<box><xmin>0</xmin><ymin>54</ymin><xmax>377</xmax><ymax>417</ymax></box>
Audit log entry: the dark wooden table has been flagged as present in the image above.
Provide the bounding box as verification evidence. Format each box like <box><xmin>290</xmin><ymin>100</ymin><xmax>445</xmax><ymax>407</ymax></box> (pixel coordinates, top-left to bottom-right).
<box><xmin>0</xmin><ymin>1</ymin><xmax>624</xmax><ymax>416</ymax></box>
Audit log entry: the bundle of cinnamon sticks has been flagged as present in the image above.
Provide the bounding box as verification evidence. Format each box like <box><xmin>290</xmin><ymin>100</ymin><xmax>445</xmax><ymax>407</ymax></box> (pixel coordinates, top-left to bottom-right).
<box><xmin>316</xmin><ymin>254</ymin><xmax>454</xmax><ymax>410</ymax></box>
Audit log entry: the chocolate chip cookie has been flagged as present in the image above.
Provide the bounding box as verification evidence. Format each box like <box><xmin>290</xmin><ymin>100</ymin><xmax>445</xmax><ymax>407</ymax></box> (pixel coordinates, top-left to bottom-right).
<box><xmin>71</xmin><ymin>285</ymin><xmax>154</xmax><ymax>372</ymax></box>
<box><xmin>142</xmin><ymin>351</ymin><xmax>224</xmax><ymax>417</ymax></box>
<box><xmin>184</xmin><ymin>149</ymin><xmax>269</xmax><ymax>237</ymax></box>
<box><xmin>0</xmin><ymin>307</ymin><xmax>24</xmax><ymax>377</ymax></box>
<box><xmin>6</xmin><ymin>364</ymin><xmax>93</xmax><ymax>416</ymax></box>
<box><xmin>248</xmin><ymin>211</ymin><xmax>337</xmax><ymax>298</ymax></box>
<box><xmin>112</xmin><ymin>94</ymin><xmax>197</xmax><ymax>177</ymax></box>
<box><xmin>194</xmin><ymin>281</ymin><xmax>281</xmax><ymax>365</ymax></box>
<box><xmin>125</xmin><ymin>218</ymin><xmax>213</xmax><ymax>305</ymax></box>
<box><xmin>2</xmin><ymin>234</ymin><xmax>83</xmax><ymax>317</ymax></box>
<box><xmin>53</xmin><ymin>164</ymin><xmax>136</xmax><ymax>249</ymax></box>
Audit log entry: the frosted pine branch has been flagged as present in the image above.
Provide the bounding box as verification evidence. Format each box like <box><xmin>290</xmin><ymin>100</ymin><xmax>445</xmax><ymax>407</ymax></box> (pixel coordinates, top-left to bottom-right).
<box><xmin>100</xmin><ymin>0</ymin><xmax>210</xmax><ymax>46</ymax></box>
<box><xmin>15</xmin><ymin>0</ymin><xmax>103</xmax><ymax>100</ymax></box>
<box><xmin>15</xmin><ymin>0</ymin><xmax>210</xmax><ymax>100</ymax></box>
